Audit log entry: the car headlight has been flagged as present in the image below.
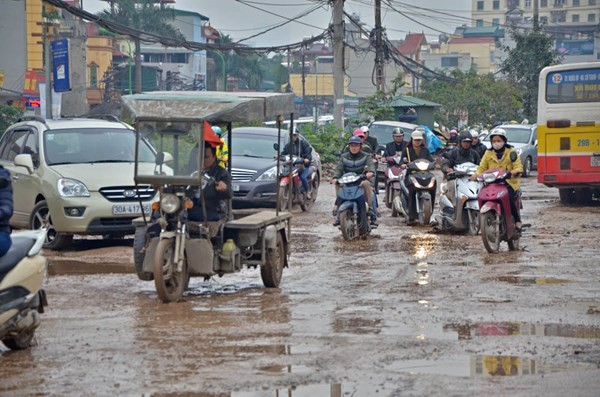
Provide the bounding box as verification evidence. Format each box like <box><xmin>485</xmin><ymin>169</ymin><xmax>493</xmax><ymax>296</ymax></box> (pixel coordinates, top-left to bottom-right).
<box><xmin>256</xmin><ymin>166</ymin><xmax>279</xmax><ymax>181</ymax></box>
<box><xmin>160</xmin><ymin>194</ymin><xmax>180</xmax><ymax>214</ymax></box>
<box><xmin>57</xmin><ymin>178</ymin><xmax>90</xmax><ymax>197</ymax></box>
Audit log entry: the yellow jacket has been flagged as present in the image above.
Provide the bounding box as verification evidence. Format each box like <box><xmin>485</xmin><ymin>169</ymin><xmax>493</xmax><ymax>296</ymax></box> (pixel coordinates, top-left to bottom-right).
<box><xmin>216</xmin><ymin>139</ymin><xmax>229</xmax><ymax>168</ymax></box>
<box><xmin>475</xmin><ymin>147</ymin><xmax>523</xmax><ymax>190</ymax></box>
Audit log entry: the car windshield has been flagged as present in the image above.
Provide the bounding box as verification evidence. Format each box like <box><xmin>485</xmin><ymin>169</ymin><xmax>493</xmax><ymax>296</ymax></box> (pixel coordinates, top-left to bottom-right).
<box><xmin>483</xmin><ymin>127</ymin><xmax>532</xmax><ymax>144</ymax></box>
<box><xmin>228</xmin><ymin>133</ymin><xmax>289</xmax><ymax>159</ymax></box>
<box><xmin>369</xmin><ymin>124</ymin><xmax>412</xmax><ymax>144</ymax></box>
<box><xmin>45</xmin><ymin>128</ymin><xmax>156</xmax><ymax>165</ymax></box>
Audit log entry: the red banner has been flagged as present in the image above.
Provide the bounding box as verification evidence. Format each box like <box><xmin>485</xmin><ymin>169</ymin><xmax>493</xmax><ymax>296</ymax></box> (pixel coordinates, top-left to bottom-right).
<box><xmin>23</xmin><ymin>70</ymin><xmax>44</xmax><ymax>96</ymax></box>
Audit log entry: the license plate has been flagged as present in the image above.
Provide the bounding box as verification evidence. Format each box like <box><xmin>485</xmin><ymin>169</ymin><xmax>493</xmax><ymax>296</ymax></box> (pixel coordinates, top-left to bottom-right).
<box><xmin>232</xmin><ymin>183</ymin><xmax>240</xmax><ymax>192</ymax></box>
<box><xmin>112</xmin><ymin>204</ymin><xmax>151</xmax><ymax>215</ymax></box>
<box><xmin>377</xmin><ymin>163</ymin><xmax>387</xmax><ymax>172</ymax></box>
<box><xmin>591</xmin><ymin>155</ymin><xmax>600</xmax><ymax>167</ymax></box>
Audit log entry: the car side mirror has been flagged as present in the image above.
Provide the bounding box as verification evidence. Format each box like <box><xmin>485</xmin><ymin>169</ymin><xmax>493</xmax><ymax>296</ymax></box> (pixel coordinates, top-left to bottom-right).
<box><xmin>14</xmin><ymin>153</ymin><xmax>34</xmax><ymax>174</ymax></box>
<box><xmin>534</xmin><ymin>139</ymin><xmax>538</xmax><ymax>148</ymax></box>
<box><xmin>273</xmin><ymin>143</ymin><xmax>279</xmax><ymax>152</ymax></box>
<box><xmin>155</xmin><ymin>152</ymin><xmax>173</xmax><ymax>165</ymax></box>
<box><xmin>510</xmin><ymin>151</ymin><xmax>518</xmax><ymax>162</ymax></box>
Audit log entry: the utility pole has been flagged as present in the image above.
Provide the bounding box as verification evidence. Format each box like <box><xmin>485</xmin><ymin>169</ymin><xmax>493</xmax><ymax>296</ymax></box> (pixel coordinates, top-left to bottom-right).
<box><xmin>332</xmin><ymin>0</ymin><xmax>345</xmax><ymax>130</ymax></box>
<box><xmin>533</xmin><ymin>0</ymin><xmax>539</xmax><ymax>31</ymax></box>
<box><xmin>374</xmin><ymin>0</ymin><xmax>385</xmax><ymax>92</ymax></box>
<box><xmin>41</xmin><ymin>3</ymin><xmax>53</xmax><ymax>118</ymax></box>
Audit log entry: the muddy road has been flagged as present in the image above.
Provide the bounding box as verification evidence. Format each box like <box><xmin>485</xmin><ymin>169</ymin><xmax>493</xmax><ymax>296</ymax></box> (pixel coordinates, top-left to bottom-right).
<box><xmin>2</xmin><ymin>173</ymin><xmax>599</xmax><ymax>396</ymax></box>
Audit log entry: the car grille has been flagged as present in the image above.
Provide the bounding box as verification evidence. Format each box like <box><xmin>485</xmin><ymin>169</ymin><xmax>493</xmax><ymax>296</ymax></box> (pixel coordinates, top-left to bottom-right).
<box><xmin>231</xmin><ymin>168</ymin><xmax>257</xmax><ymax>182</ymax></box>
<box><xmin>99</xmin><ymin>185</ymin><xmax>157</xmax><ymax>202</ymax></box>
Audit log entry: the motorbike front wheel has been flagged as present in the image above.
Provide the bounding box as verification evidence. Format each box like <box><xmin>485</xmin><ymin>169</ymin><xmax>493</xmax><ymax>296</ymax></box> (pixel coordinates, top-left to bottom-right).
<box><xmin>278</xmin><ymin>185</ymin><xmax>290</xmax><ymax>211</ymax></box>
<box><xmin>480</xmin><ymin>212</ymin><xmax>501</xmax><ymax>253</ymax></box>
<box><xmin>418</xmin><ymin>198</ymin><xmax>432</xmax><ymax>225</ymax></box>
<box><xmin>467</xmin><ymin>209</ymin><xmax>480</xmax><ymax>236</ymax></box>
<box><xmin>507</xmin><ymin>216</ymin><xmax>520</xmax><ymax>251</ymax></box>
<box><xmin>153</xmin><ymin>238</ymin><xmax>187</xmax><ymax>303</ymax></box>
<box><xmin>339</xmin><ymin>209</ymin><xmax>357</xmax><ymax>241</ymax></box>
<box><xmin>391</xmin><ymin>192</ymin><xmax>402</xmax><ymax>217</ymax></box>
<box><xmin>3</xmin><ymin>329</ymin><xmax>36</xmax><ymax>350</ymax></box>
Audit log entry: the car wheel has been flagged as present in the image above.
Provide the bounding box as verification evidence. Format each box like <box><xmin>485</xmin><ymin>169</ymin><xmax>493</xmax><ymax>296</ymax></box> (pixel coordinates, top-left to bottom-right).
<box><xmin>29</xmin><ymin>200</ymin><xmax>73</xmax><ymax>250</ymax></box>
<box><xmin>522</xmin><ymin>157</ymin><xmax>532</xmax><ymax>177</ymax></box>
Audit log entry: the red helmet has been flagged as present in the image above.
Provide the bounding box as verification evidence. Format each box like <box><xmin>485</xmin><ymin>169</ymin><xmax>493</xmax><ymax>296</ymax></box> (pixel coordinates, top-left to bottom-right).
<box><xmin>353</xmin><ymin>128</ymin><xmax>365</xmax><ymax>142</ymax></box>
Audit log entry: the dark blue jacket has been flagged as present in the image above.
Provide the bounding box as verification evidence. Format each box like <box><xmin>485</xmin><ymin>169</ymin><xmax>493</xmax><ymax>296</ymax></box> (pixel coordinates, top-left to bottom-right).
<box><xmin>0</xmin><ymin>166</ymin><xmax>13</xmax><ymax>233</ymax></box>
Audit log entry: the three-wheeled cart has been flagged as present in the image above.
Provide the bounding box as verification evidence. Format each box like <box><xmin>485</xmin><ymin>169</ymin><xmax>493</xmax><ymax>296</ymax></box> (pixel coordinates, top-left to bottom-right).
<box><xmin>122</xmin><ymin>91</ymin><xmax>295</xmax><ymax>302</ymax></box>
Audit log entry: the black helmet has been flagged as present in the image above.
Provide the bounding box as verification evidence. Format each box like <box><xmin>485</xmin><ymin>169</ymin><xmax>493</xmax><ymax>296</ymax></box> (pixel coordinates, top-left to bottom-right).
<box><xmin>458</xmin><ymin>130</ymin><xmax>472</xmax><ymax>143</ymax></box>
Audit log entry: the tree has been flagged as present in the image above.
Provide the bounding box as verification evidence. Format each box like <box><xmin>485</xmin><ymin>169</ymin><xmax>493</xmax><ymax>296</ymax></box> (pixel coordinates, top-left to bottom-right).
<box><xmin>98</xmin><ymin>0</ymin><xmax>184</xmax><ymax>93</ymax></box>
<box><xmin>207</xmin><ymin>34</ymin><xmax>265</xmax><ymax>91</ymax></box>
<box><xmin>357</xmin><ymin>75</ymin><xmax>406</xmax><ymax>121</ymax></box>
<box><xmin>500</xmin><ymin>27</ymin><xmax>562</xmax><ymax>121</ymax></box>
<box><xmin>417</xmin><ymin>70</ymin><xmax>522</xmax><ymax>127</ymax></box>
<box><xmin>0</xmin><ymin>104</ymin><xmax>23</xmax><ymax>133</ymax></box>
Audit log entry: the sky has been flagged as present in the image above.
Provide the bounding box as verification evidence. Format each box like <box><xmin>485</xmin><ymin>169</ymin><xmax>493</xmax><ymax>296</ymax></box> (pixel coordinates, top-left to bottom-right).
<box><xmin>80</xmin><ymin>0</ymin><xmax>473</xmax><ymax>47</ymax></box>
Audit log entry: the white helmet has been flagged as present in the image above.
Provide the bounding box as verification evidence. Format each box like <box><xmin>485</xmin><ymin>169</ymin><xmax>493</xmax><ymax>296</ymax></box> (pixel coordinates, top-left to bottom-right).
<box><xmin>469</xmin><ymin>129</ymin><xmax>479</xmax><ymax>139</ymax></box>
<box><xmin>489</xmin><ymin>128</ymin><xmax>507</xmax><ymax>142</ymax></box>
<box><xmin>360</xmin><ymin>125</ymin><xmax>369</xmax><ymax>133</ymax></box>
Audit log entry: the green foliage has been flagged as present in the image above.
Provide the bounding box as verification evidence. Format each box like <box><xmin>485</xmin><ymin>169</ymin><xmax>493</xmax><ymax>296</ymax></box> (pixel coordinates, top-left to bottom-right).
<box><xmin>0</xmin><ymin>105</ymin><xmax>23</xmax><ymax>133</ymax></box>
<box><xmin>417</xmin><ymin>70</ymin><xmax>522</xmax><ymax>127</ymax></box>
<box><xmin>500</xmin><ymin>27</ymin><xmax>562</xmax><ymax>121</ymax></box>
<box><xmin>357</xmin><ymin>74</ymin><xmax>406</xmax><ymax>120</ymax></box>
<box><xmin>299</xmin><ymin>124</ymin><xmax>348</xmax><ymax>163</ymax></box>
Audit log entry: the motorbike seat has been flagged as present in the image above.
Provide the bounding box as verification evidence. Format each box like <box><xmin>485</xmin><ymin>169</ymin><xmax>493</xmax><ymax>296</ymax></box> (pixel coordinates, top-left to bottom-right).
<box><xmin>0</xmin><ymin>235</ymin><xmax>37</xmax><ymax>281</ymax></box>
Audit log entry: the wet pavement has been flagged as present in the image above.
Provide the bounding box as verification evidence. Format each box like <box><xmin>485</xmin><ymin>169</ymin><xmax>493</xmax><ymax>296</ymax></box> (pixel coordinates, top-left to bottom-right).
<box><xmin>1</xmin><ymin>172</ymin><xmax>599</xmax><ymax>396</ymax></box>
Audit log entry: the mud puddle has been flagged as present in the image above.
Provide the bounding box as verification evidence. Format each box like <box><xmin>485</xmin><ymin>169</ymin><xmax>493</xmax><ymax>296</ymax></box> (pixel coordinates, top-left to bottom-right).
<box><xmin>491</xmin><ymin>275</ymin><xmax>577</xmax><ymax>285</ymax></box>
<box><xmin>48</xmin><ymin>260</ymin><xmax>132</xmax><ymax>275</ymax></box>
<box><xmin>388</xmin><ymin>354</ymin><xmax>596</xmax><ymax>377</ymax></box>
<box><xmin>444</xmin><ymin>322</ymin><xmax>600</xmax><ymax>339</ymax></box>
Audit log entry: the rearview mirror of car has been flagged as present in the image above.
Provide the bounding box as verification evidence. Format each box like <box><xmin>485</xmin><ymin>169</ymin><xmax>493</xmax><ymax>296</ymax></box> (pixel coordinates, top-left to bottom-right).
<box><xmin>14</xmin><ymin>154</ymin><xmax>34</xmax><ymax>174</ymax></box>
<box><xmin>273</xmin><ymin>143</ymin><xmax>279</xmax><ymax>152</ymax></box>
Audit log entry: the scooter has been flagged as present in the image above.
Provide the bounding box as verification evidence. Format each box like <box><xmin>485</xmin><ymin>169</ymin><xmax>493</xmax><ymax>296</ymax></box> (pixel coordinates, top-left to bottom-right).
<box><xmin>477</xmin><ymin>168</ymin><xmax>522</xmax><ymax>253</ymax></box>
<box><xmin>0</xmin><ymin>228</ymin><xmax>48</xmax><ymax>350</ymax></box>
<box><xmin>384</xmin><ymin>155</ymin><xmax>405</xmax><ymax>217</ymax></box>
<box><xmin>398</xmin><ymin>159</ymin><xmax>437</xmax><ymax>225</ymax></box>
<box><xmin>335</xmin><ymin>172</ymin><xmax>371</xmax><ymax>241</ymax></box>
<box><xmin>435</xmin><ymin>162</ymin><xmax>482</xmax><ymax>235</ymax></box>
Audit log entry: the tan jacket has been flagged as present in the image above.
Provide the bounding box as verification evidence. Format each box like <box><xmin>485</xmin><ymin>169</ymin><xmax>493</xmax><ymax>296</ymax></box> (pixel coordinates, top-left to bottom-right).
<box><xmin>475</xmin><ymin>147</ymin><xmax>523</xmax><ymax>190</ymax></box>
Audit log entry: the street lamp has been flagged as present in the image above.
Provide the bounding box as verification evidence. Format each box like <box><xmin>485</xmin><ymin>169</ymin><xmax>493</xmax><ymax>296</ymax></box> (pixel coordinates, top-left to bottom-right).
<box><xmin>211</xmin><ymin>50</ymin><xmax>226</xmax><ymax>91</ymax></box>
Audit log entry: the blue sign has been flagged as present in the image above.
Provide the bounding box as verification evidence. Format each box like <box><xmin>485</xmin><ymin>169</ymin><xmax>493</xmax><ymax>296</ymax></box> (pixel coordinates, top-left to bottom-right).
<box><xmin>52</xmin><ymin>39</ymin><xmax>71</xmax><ymax>92</ymax></box>
<box><xmin>547</xmin><ymin>68</ymin><xmax>600</xmax><ymax>85</ymax></box>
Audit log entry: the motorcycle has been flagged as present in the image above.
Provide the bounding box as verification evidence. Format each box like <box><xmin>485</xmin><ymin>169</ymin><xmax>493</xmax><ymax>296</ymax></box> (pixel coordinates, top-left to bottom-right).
<box><xmin>0</xmin><ymin>228</ymin><xmax>48</xmax><ymax>350</ymax></box>
<box><xmin>384</xmin><ymin>155</ymin><xmax>404</xmax><ymax>217</ymax></box>
<box><xmin>435</xmin><ymin>162</ymin><xmax>482</xmax><ymax>235</ymax></box>
<box><xmin>277</xmin><ymin>155</ymin><xmax>317</xmax><ymax>211</ymax></box>
<box><xmin>477</xmin><ymin>167</ymin><xmax>522</xmax><ymax>253</ymax></box>
<box><xmin>335</xmin><ymin>172</ymin><xmax>371</xmax><ymax>240</ymax></box>
<box><xmin>398</xmin><ymin>159</ymin><xmax>437</xmax><ymax>225</ymax></box>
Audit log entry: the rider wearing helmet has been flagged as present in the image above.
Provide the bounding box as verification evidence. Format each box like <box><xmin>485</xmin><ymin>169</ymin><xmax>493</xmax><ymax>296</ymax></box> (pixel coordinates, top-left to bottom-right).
<box><xmin>212</xmin><ymin>125</ymin><xmax>229</xmax><ymax>168</ymax></box>
<box><xmin>385</xmin><ymin>127</ymin><xmax>407</xmax><ymax>157</ymax></box>
<box><xmin>400</xmin><ymin>129</ymin><xmax>436</xmax><ymax>225</ymax></box>
<box><xmin>471</xmin><ymin>128</ymin><xmax>524</xmax><ymax>232</ymax></box>
<box><xmin>441</xmin><ymin>130</ymin><xmax>481</xmax><ymax>175</ymax></box>
<box><xmin>342</xmin><ymin>128</ymin><xmax>373</xmax><ymax>154</ymax></box>
<box><xmin>281</xmin><ymin>128</ymin><xmax>313</xmax><ymax>199</ymax></box>
<box><xmin>361</xmin><ymin>125</ymin><xmax>379</xmax><ymax>153</ymax></box>
<box><xmin>332</xmin><ymin>136</ymin><xmax>377</xmax><ymax>227</ymax></box>
<box><xmin>469</xmin><ymin>129</ymin><xmax>487</xmax><ymax>158</ymax></box>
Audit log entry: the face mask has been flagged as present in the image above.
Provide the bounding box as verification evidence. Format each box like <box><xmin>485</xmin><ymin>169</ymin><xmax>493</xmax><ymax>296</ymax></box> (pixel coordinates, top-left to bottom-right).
<box><xmin>492</xmin><ymin>142</ymin><xmax>505</xmax><ymax>150</ymax></box>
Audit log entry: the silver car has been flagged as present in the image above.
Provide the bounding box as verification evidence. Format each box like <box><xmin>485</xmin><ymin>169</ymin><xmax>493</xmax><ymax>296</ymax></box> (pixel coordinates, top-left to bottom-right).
<box><xmin>482</xmin><ymin>124</ymin><xmax>538</xmax><ymax>177</ymax></box>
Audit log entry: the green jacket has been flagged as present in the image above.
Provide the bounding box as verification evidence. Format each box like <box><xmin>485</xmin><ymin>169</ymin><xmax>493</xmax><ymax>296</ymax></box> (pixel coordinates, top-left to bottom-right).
<box><xmin>334</xmin><ymin>150</ymin><xmax>375</xmax><ymax>179</ymax></box>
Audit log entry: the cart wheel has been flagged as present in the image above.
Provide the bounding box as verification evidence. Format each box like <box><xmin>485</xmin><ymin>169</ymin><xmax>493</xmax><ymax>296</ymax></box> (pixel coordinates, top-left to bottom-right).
<box><xmin>134</xmin><ymin>227</ymin><xmax>153</xmax><ymax>281</ymax></box>
<box><xmin>153</xmin><ymin>238</ymin><xmax>187</xmax><ymax>303</ymax></box>
<box><xmin>261</xmin><ymin>232</ymin><xmax>284</xmax><ymax>288</ymax></box>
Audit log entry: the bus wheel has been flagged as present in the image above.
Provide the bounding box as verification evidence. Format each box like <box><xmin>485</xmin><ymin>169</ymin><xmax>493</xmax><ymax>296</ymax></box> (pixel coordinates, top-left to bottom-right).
<box><xmin>575</xmin><ymin>189</ymin><xmax>593</xmax><ymax>206</ymax></box>
<box><xmin>558</xmin><ymin>188</ymin><xmax>576</xmax><ymax>205</ymax></box>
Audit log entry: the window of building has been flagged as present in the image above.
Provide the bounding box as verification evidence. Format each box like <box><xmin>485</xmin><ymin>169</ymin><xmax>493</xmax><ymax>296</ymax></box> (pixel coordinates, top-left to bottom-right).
<box><xmin>441</xmin><ymin>57</ymin><xmax>459</xmax><ymax>67</ymax></box>
<box><xmin>492</xmin><ymin>18</ymin><xmax>500</xmax><ymax>26</ymax></box>
<box><xmin>573</xmin><ymin>0</ymin><xmax>580</xmax><ymax>6</ymax></box>
<box><xmin>572</xmin><ymin>14</ymin><xmax>580</xmax><ymax>22</ymax></box>
<box><xmin>477</xmin><ymin>1</ymin><xmax>484</xmax><ymax>10</ymax></box>
<box><xmin>525</xmin><ymin>0</ymin><xmax>532</xmax><ymax>7</ymax></box>
<box><xmin>588</xmin><ymin>13</ymin><xmax>597</xmax><ymax>22</ymax></box>
<box><xmin>89</xmin><ymin>63</ymin><xmax>98</xmax><ymax>88</ymax></box>
<box><xmin>554</xmin><ymin>0</ymin><xmax>565</xmax><ymax>6</ymax></box>
<box><xmin>493</xmin><ymin>0</ymin><xmax>500</xmax><ymax>9</ymax></box>
<box><xmin>541</xmin><ymin>0</ymin><xmax>548</xmax><ymax>6</ymax></box>
<box><xmin>589</xmin><ymin>0</ymin><xmax>597</xmax><ymax>6</ymax></box>
<box><xmin>476</xmin><ymin>19</ymin><xmax>484</xmax><ymax>27</ymax></box>
<box><xmin>490</xmin><ymin>50</ymin><xmax>495</xmax><ymax>64</ymax></box>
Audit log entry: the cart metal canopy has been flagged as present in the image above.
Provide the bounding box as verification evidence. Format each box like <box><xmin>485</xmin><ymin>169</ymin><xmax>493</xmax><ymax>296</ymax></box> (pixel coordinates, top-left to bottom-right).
<box><xmin>122</xmin><ymin>91</ymin><xmax>294</xmax><ymax>123</ymax></box>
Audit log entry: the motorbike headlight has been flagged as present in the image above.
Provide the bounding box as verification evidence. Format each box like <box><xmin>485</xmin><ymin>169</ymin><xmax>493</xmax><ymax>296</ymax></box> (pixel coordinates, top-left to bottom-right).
<box><xmin>426</xmin><ymin>178</ymin><xmax>436</xmax><ymax>188</ymax></box>
<box><xmin>410</xmin><ymin>176</ymin><xmax>420</xmax><ymax>187</ymax></box>
<box><xmin>483</xmin><ymin>173</ymin><xmax>497</xmax><ymax>183</ymax></box>
<box><xmin>57</xmin><ymin>178</ymin><xmax>90</xmax><ymax>197</ymax></box>
<box><xmin>160</xmin><ymin>194</ymin><xmax>180</xmax><ymax>214</ymax></box>
<box><xmin>256</xmin><ymin>166</ymin><xmax>279</xmax><ymax>181</ymax></box>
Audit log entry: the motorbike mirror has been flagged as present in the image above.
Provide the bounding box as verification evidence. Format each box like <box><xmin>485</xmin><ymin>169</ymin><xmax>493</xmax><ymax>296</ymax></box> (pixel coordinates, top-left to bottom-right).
<box><xmin>509</xmin><ymin>151</ymin><xmax>518</xmax><ymax>162</ymax></box>
<box><xmin>155</xmin><ymin>152</ymin><xmax>164</xmax><ymax>165</ymax></box>
<box><xmin>273</xmin><ymin>143</ymin><xmax>279</xmax><ymax>152</ymax></box>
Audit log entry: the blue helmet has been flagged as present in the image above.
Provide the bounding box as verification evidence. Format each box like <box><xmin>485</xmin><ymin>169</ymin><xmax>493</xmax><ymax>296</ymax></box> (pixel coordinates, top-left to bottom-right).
<box><xmin>212</xmin><ymin>126</ymin><xmax>222</xmax><ymax>136</ymax></box>
<box><xmin>348</xmin><ymin>136</ymin><xmax>362</xmax><ymax>145</ymax></box>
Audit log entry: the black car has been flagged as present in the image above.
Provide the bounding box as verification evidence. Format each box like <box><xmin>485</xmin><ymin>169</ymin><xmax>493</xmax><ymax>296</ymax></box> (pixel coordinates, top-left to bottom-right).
<box><xmin>224</xmin><ymin>127</ymin><xmax>322</xmax><ymax>208</ymax></box>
